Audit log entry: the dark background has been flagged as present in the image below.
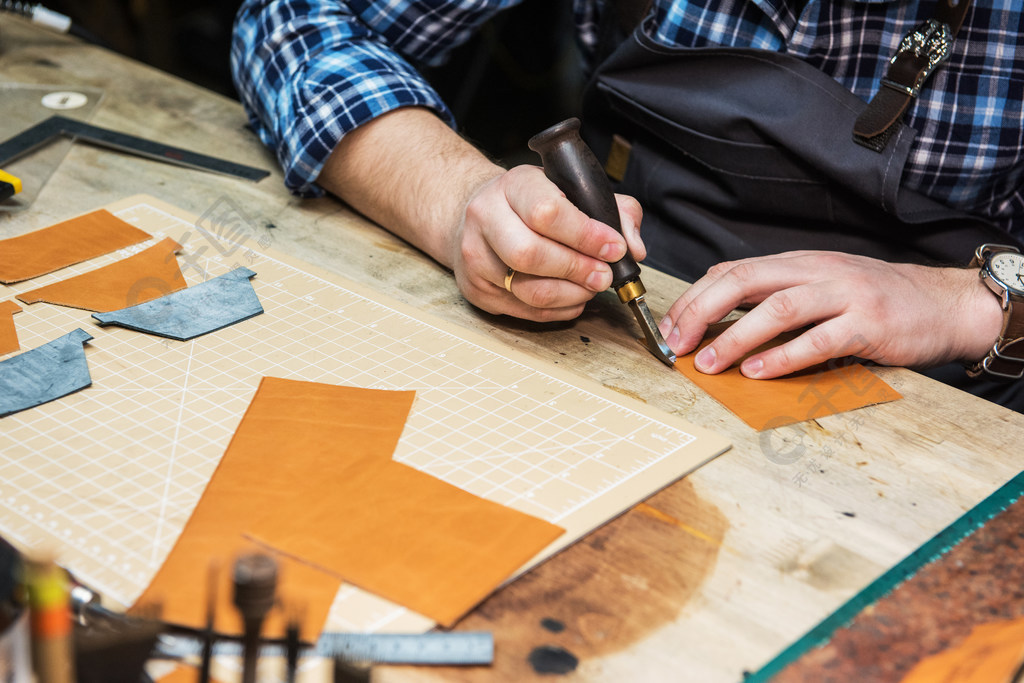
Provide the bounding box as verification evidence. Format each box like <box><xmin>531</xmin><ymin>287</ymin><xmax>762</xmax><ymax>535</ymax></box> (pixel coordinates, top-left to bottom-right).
<box><xmin>37</xmin><ymin>0</ymin><xmax>583</xmax><ymax>166</ymax></box>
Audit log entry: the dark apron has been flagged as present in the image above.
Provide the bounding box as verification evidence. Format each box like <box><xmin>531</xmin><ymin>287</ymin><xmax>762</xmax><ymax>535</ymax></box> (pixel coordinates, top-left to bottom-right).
<box><xmin>580</xmin><ymin>23</ymin><xmax>1024</xmax><ymax>409</ymax></box>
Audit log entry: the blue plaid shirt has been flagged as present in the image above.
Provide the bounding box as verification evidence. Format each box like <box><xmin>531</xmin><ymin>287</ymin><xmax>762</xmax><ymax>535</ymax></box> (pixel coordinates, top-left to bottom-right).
<box><xmin>232</xmin><ymin>0</ymin><xmax>1024</xmax><ymax>235</ymax></box>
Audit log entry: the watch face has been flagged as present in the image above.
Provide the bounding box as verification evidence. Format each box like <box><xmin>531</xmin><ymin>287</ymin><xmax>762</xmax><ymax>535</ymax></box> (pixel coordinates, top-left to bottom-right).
<box><xmin>988</xmin><ymin>251</ymin><xmax>1024</xmax><ymax>295</ymax></box>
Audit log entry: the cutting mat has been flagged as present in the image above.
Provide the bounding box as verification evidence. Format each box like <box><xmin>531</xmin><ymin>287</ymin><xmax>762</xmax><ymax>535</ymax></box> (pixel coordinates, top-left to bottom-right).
<box><xmin>0</xmin><ymin>195</ymin><xmax>730</xmax><ymax>633</ymax></box>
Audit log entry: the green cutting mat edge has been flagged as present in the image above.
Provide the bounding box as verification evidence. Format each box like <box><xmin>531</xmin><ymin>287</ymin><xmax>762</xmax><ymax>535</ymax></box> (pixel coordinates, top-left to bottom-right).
<box><xmin>743</xmin><ymin>468</ymin><xmax>1024</xmax><ymax>682</ymax></box>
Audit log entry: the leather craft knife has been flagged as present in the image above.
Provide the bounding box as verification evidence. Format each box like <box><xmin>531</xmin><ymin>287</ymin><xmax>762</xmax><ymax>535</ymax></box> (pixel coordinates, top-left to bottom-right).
<box><xmin>529</xmin><ymin>118</ymin><xmax>676</xmax><ymax>366</ymax></box>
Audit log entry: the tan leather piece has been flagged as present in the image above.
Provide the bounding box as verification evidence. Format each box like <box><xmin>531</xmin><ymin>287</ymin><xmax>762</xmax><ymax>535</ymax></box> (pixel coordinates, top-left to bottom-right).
<box><xmin>0</xmin><ymin>300</ymin><xmax>22</xmax><ymax>355</ymax></box>
<box><xmin>17</xmin><ymin>238</ymin><xmax>185</xmax><ymax>312</ymax></box>
<box><xmin>134</xmin><ymin>377</ymin><xmax>563</xmax><ymax>634</ymax></box>
<box><xmin>675</xmin><ymin>321</ymin><xmax>902</xmax><ymax>430</ymax></box>
<box><xmin>0</xmin><ymin>209</ymin><xmax>151</xmax><ymax>284</ymax></box>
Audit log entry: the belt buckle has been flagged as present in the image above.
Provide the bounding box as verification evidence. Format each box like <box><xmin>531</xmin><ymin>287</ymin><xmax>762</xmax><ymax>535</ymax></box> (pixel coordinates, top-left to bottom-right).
<box><xmin>881</xmin><ymin>18</ymin><xmax>953</xmax><ymax>97</ymax></box>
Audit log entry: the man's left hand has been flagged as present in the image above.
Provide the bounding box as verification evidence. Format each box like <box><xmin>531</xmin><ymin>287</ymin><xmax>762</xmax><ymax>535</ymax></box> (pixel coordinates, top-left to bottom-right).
<box><xmin>657</xmin><ymin>251</ymin><xmax>1003</xmax><ymax>378</ymax></box>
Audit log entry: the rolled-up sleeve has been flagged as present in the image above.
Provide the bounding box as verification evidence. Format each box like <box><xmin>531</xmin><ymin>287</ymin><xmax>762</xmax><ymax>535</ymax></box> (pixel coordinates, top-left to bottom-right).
<box><xmin>231</xmin><ymin>0</ymin><xmax>519</xmax><ymax>196</ymax></box>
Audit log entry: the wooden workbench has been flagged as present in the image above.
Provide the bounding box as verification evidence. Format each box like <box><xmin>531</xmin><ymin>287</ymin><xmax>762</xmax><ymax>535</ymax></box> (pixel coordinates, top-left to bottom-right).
<box><xmin>2</xmin><ymin>15</ymin><xmax>1023</xmax><ymax>682</ymax></box>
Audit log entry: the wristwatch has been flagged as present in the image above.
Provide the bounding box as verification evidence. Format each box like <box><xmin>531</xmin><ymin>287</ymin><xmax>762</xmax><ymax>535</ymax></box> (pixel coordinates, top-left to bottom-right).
<box><xmin>967</xmin><ymin>244</ymin><xmax>1024</xmax><ymax>380</ymax></box>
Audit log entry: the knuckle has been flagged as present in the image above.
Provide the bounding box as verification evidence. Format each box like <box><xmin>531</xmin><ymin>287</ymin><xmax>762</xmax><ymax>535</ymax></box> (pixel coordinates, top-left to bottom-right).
<box><xmin>523</xmin><ymin>197</ymin><xmax>561</xmax><ymax>232</ymax></box>
<box><xmin>525</xmin><ymin>279</ymin><xmax>562</xmax><ymax>309</ymax></box>
<box><xmin>683</xmin><ymin>297</ymin><xmax>711</xmax><ymax>324</ymax></box>
<box><xmin>560</xmin><ymin>256</ymin><xmax>593</xmax><ymax>284</ymax></box>
<box><xmin>769</xmin><ymin>344</ymin><xmax>797</xmax><ymax>373</ymax></box>
<box><xmin>571</xmin><ymin>218</ymin><xmax>600</xmax><ymax>253</ymax></box>
<box><xmin>725</xmin><ymin>261</ymin><xmax>758</xmax><ymax>285</ymax></box>
<box><xmin>712</xmin><ymin>331</ymin><xmax>740</xmax><ymax>358</ymax></box>
<box><xmin>803</xmin><ymin>326</ymin><xmax>835</xmax><ymax>356</ymax></box>
<box><xmin>458</xmin><ymin>233</ymin><xmax>486</xmax><ymax>267</ymax></box>
<box><xmin>462</xmin><ymin>193</ymin><xmax>489</xmax><ymax>226</ymax></box>
<box><xmin>762</xmin><ymin>291</ymin><xmax>799</xmax><ymax>322</ymax></box>
<box><xmin>706</xmin><ymin>261</ymin><xmax>735</xmax><ymax>278</ymax></box>
<box><xmin>507</xmin><ymin>241</ymin><xmax>545</xmax><ymax>272</ymax></box>
<box><xmin>817</xmin><ymin>251</ymin><xmax>850</xmax><ymax>269</ymax></box>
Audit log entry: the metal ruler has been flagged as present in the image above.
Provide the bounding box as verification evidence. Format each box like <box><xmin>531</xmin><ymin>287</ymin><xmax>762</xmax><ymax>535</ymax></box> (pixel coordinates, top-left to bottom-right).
<box><xmin>154</xmin><ymin>631</ymin><xmax>494</xmax><ymax>666</ymax></box>
<box><xmin>0</xmin><ymin>115</ymin><xmax>269</xmax><ymax>182</ymax></box>
<box><xmin>745</xmin><ymin>468</ymin><xmax>1024</xmax><ymax>681</ymax></box>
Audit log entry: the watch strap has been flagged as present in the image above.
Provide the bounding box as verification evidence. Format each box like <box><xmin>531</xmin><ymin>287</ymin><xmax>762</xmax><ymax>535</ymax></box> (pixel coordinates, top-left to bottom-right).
<box><xmin>967</xmin><ymin>245</ymin><xmax>1024</xmax><ymax>380</ymax></box>
<box><xmin>968</xmin><ymin>303</ymin><xmax>1024</xmax><ymax>379</ymax></box>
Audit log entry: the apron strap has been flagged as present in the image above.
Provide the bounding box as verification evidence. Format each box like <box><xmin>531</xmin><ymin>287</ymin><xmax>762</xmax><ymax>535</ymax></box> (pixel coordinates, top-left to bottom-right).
<box><xmin>853</xmin><ymin>0</ymin><xmax>973</xmax><ymax>151</ymax></box>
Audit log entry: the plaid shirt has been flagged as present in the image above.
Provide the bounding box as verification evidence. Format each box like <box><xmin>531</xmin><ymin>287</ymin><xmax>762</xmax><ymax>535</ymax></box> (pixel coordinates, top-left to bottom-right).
<box><xmin>232</xmin><ymin>0</ymin><xmax>1024</xmax><ymax>235</ymax></box>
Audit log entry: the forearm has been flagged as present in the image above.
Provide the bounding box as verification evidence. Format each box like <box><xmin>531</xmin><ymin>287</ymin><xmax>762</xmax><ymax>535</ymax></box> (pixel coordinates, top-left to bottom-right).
<box><xmin>316</xmin><ymin>107</ymin><xmax>505</xmax><ymax>267</ymax></box>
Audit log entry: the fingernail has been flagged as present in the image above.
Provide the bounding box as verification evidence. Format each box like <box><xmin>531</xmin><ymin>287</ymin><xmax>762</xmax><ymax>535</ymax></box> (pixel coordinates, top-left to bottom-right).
<box><xmin>695</xmin><ymin>346</ymin><xmax>716</xmax><ymax>372</ymax></box>
<box><xmin>599</xmin><ymin>241</ymin><xmax>626</xmax><ymax>261</ymax></box>
<box><xmin>586</xmin><ymin>269</ymin><xmax>609</xmax><ymax>291</ymax></box>
<box><xmin>665</xmin><ymin>326</ymin><xmax>680</xmax><ymax>349</ymax></box>
<box><xmin>742</xmin><ymin>357</ymin><xmax>764</xmax><ymax>378</ymax></box>
<box><xmin>658</xmin><ymin>316</ymin><xmax>672</xmax><ymax>336</ymax></box>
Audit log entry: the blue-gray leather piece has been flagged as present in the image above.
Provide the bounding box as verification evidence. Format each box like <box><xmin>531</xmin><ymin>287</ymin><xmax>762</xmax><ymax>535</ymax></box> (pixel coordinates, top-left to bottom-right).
<box><xmin>0</xmin><ymin>328</ymin><xmax>93</xmax><ymax>417</ymax></box>
<box><xmin>92</xmin><ymin>267</ymin><xmax>263</xmax><ymax>341</ymax></box>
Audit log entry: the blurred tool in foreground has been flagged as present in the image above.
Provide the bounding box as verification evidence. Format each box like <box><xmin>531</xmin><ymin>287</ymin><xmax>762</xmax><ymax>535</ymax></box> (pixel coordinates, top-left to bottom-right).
<box><xmin>232</xmin><ymin>553</ymin><xmax>278</xmax><ymax>683</ymax></box>
<box><xmin>24</xmin><ymin>554</ymin><xmax>74</xmax><ymax>683</ymax></box>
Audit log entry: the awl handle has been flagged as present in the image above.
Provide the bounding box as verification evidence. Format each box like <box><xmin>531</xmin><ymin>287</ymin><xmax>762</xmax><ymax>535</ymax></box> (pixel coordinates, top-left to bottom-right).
<box><xmin>528</xmin><ymin>118</ymin><xmax>640</xmax><ymax>290</ymax></box>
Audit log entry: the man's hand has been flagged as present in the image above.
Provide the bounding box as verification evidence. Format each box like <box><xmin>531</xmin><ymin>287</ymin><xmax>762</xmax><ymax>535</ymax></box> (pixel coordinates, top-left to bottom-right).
<box><xmin>657</xmin><ymin>251</ymin><xmax>1004</xmax><ymax>378</ymax></box>
<box><xmin>450</xmin><ymin>165</ymin><xmax>644</xmax><ymax>321</ymax></box>
<box><xmin>318</xmin><ymin>107</ymin><xmax>644</xmax><ymax>322</ymax></box>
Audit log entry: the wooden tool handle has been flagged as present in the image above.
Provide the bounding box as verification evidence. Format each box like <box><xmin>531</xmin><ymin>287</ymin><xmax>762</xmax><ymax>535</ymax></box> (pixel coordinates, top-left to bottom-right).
<box><xmin>528</xmin><ymin>118</ymin><xmax>641</xmax><ymax>289</ymax></box>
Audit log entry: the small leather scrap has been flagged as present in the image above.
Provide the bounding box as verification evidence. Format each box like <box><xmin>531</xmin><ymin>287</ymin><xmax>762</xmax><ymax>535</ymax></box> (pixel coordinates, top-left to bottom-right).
<box><xmin>17</xmin><ymin>238</ymin><xmax>185</xmax><ymax>312</ymax></box>
<box><xmin>0</xmin><ymin>300</ymin><xmax>21</xmax><ymax>355</ymax></box>
<box><xmin>0</xmin><ymin>209</ymin><xmax>151</xmax><ymax>284</ymax></box>
<box><xmin>0</xmin><ymin>328</ymin><xmax>93</xmax><ymax>418</ymax></box>
<box><xmin>676</xmin><ymin>321</ymin><xmax>902</xmax><ymax>430</ymax></box>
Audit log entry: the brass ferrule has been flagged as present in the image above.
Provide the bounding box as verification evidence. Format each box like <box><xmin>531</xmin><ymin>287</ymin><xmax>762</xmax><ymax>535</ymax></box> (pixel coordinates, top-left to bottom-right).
<box><xmin>615</xmin><ymin>279</ymin><xmax>646</xmax><ymax>304</ymax></box>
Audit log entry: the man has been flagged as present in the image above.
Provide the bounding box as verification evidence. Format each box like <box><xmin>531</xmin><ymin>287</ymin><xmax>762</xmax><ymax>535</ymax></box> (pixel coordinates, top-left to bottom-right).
<box><xmin>231</xmin><ymin>1</ymin><xmax>1024</xmax><ymax>407</ymax></box>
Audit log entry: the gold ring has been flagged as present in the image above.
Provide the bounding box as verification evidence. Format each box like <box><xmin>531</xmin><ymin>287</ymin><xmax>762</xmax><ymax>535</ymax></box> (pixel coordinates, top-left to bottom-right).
<box><xmin>503</xmin><ymin>267</ymin><xmax>516</xmax><ymax>293</ymax></box>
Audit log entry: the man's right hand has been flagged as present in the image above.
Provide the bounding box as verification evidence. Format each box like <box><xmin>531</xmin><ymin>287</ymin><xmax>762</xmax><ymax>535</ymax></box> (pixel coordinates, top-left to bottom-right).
<box><xmin>451</xmin><ymin>165</ymin><xmax>645</xmax><ymax>321</ymax></box>
<box><xmin>318</xmin><ymin>107</ymin><xmax>644</xmax><ymax>322</ymax></box>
